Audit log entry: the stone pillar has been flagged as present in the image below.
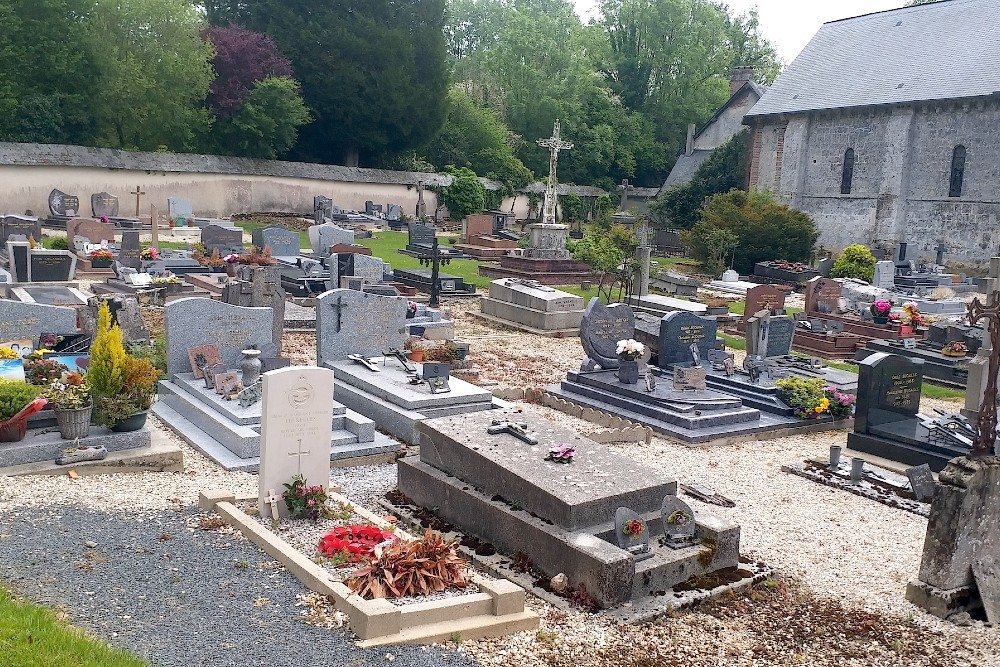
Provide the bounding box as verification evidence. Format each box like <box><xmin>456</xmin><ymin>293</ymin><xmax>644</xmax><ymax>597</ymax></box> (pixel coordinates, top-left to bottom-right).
<box><xmin>906</xmin><ymin>457</ymin><xmax>1000</xmax><ymax>618</ymax></box>
<box><xmin>635</xmin><ymin>221</ymin><xmax>651</xmax><ymax>297</ymax></box>
<box><xmin>963</xmin><ymin>257</ymin><xmax>1000</xmax><ymax>420</ymax></box>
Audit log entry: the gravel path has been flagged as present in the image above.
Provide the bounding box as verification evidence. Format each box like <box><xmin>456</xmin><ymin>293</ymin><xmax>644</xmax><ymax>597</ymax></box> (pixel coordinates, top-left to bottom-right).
<box><xmin>0</xmin><ymin>504</ymin><xmax>474</xmax><ymax>667</ymax></box>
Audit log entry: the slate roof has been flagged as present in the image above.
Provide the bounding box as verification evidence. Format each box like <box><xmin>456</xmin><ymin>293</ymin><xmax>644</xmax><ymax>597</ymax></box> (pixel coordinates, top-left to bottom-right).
<box><xmin>746</xmin><ymin>0</ymin><xmax>1000</xmax><ymax>118</ymax></box>
<box><xmin>661</xmin><ymin>150</ymin><xmax>714</xmax><ymax>189</ymax></box>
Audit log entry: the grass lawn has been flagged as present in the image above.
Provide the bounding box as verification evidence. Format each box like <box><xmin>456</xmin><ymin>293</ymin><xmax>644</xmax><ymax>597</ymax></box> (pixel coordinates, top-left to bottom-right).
<box><xmin>356</xmin><ymin>230</ymin><xmax>494</xmax><ymax>290</ymax></box>
<box><xmin>728</xmin><ymin>300</ymin><xmax>802</xmax><ymax>317</ymax></box>
<box><xmin>0</xmin><ymin>588</ymin><xmax>147</xmax><ymax>666</ymax></box>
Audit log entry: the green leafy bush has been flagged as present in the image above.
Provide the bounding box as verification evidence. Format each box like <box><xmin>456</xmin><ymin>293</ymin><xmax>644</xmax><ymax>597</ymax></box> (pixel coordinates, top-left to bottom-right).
<box><xmin>684</xmin><ymin>189</ymin><xmax>818</xmax><ymax>275</ymax></box>
<box><xmin>0</xmin><ymin>381</ymin><xmax>40</xmax><ymax>422</ymax></box>
<box><xmin>561</xmin><ymin>193</ymin><xmax>583</xmax><ymax>221</ymax></box>
<box><xmin>44</xmin><ymin>236</ymin><xmax>70</xmax><ymax>250</ymax></box>
<box><xmin>831</xmin><ymin>244</ymin><xmax>877</xmax><ymax>282</ymax></box>
<box><xmin>572</xmin><ymin>223</ymin><xmax>637</xmax><ymax>299</ymax></box>
<box><xmin>441</xmin><ymin>166</ymin><xmax>486</xmax><ymax>221</ymax></box>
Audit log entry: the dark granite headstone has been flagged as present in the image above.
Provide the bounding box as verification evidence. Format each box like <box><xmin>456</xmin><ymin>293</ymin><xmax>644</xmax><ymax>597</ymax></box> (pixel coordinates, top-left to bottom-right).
<box><xmin>906</xmin><ymin>464</ymin><xmax>936</xmax><ymax>502</ymax></box>
<box><xmin>765</xmin><ymin>316</ymin><xmax>795</xmax><ymax>358</ymax></box>
<box><xmin>407</xmin><ymin>222</ymin><xmax>436</xmax><ymax>250</ymax></box>
<box><xmin>252</xmin><ymin>227</ymin><xmax>300</xmax><ymax>258</ymax></box>
<box><xmin>854</xmin><ymin>353</ymin><xmax>924</xmax><ymax>435</ymax></box>
<box><xmin>48</xmin><ymin>189</ymin><xmax>80</xmax><ymax>217</ymax></box>
<box><xmin>91</xmin><ymin>192</ymin><xmax>120</xmax><ymax>218</ymax></box>
<box><xmin>201</xmin><ymin>224</ymin><xmax>244</xmax><ymax>255</ymax></box>
<box><xmin>1</xmin><ymin>216</ymin><xmax>42</xmax><ymax>243</ymax></box>
<box><xmin>579</xmin><ymin>298</ymin><xmax>634</xmax><ymax>370</ymax></box>
<box><xmin>7</xmin><ymin>241</ymin><xmax>29</xmax><ymax>282</ymax></box>
<box><xmin>118</xmin><ymin>231</ymin><xmax>142</xmax><ymax>270</ymax></box>
<box><xmin>658</xmin><ymin>311</ymin><xmax>717</xmax><ymax>368</ymax></box>
<box><xmin>29</xmin><ymin>251</ymin><xmax>75</xmax><ymax>282</ymax></box>
<box><xmin>805</xmin><ymin>277</ymin><xmax>843</xmax><ymax>315</ymax></box>
<box><xmin>79</xmin><ymin>295</ymin><xmax>150</xmax><ymax>345</ymax></box>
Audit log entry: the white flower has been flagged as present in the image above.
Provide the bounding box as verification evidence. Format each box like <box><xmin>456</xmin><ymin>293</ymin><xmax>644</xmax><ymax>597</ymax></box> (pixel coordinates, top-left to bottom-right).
<box><xmin>616</xmin><ymin>339</ymin><xmax>644</xmax><ymax>357</ymax></box>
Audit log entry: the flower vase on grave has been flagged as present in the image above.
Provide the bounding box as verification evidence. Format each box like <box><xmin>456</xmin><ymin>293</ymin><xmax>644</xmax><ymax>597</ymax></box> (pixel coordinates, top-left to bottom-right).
<box><xmin>225</xmin><ymin>263</ymin><xmax>238</xmax><ymax>278</ymax></box>
<box><xmin>240</xmin><ymin>349</ymin><xmax>263</xmax><ymax>386</ymax></box>
<box><xmin>900</xmin><ymin>324</ymin><xmax>914</xmax><ymax>336</ymax></box>
<box><xmin>873</xmin><ymin>315</ymin><xmax>889</xmax><ymax>325</ymax></box>
<box><xmin>618</xmin><ymin>360</ymin><xmax>640</xmax><ymax>384</ymax></box>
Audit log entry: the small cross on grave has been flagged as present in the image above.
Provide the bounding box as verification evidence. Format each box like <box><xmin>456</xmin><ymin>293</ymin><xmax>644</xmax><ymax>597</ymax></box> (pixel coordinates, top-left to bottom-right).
<box><xmin>348</xmin><ymin>354</ymin><xmax>380</xmax><ymax>372</ymax></box>
<box><xmin>265</xmin><ymin>488</ymin><xmax>281</xmax><ymax>521</ymax></box>
<box><xmin>385</xmin><ymin>348</ymin><xmax>417</xmax><ymax>374</ymax></box>
<box><xmin>487</xmin><ymin>418</ymin><xmax>539</xmax><ymax>445</ymax></box>
<box><xmin>967</xmin><ymin>290</ymin><xmax>1000</xmax><ymax>457</ymax></box>
<box><xmin>131</xmin><ymin>185</ymin><xmax>146</xmax><ymax>218</ymax></box>
<box><xmin>330</xmin><ymin>295</ymin><xmax>349</xmax><ymax>333</ymax></box>
<box><xmin>935</xmin><ymin>240</ymin><xmax>949</xmax><ymax>266</ymax></box>
<box><xmin>288</xmin><ymin>438</ymin><xmax>312</xmax><ymax>475</ymax></box>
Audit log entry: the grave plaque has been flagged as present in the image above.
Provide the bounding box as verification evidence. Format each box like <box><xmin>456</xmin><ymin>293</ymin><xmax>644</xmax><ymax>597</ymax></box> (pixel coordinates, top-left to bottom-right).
<box><xmin>906</xmin><ymin>464</ymin><xmax>936</xmax><ymax>502</ymax></box>
<box><xmin>805</xmin><ymin>277</ymin><xmax>843</xmax><ymax>315</ymax></box>
<box><xmin>0</xmin><ymin>300</ymin><xmax>77</xmax><ymax>344</ymax></box>
<box><xmin>29</xmin><ymin>251</ymin><xmax>76</xmax><ymax>282</ymax></box>
<box><xmin>118</xmin><ymin>231</ymin><xmax>142</xmax><ymax>270</ymax></box>
<box><xmin>48</xmin><ymin>189</ymin><xmax>80</xmax><ymax>217</ymax></box>
<box><xmin>91</xmin><ymin>192</ymin><xmax>120</xmax><ymax>218</ymax></box>
<box><xmin>658</xmin><ymin>311</ymin><xmax>717</xmax><ymax>368</ymax></box>
<box><xmin>316</xmin><ymin>289</ymin><xmax>407</xmax><ymax>364</ymax></box>
<box><xmin>187</xmin><ymin>345</ymin><xmax>221</xmax><ymax>379</ymax></box>
<box><xmin>165</xmin><ymin>298</ymin><xmax>276</xmax><ymax>377</ymax></box>
<box><xmin>252</xmin><ymin>227</ymin><xmax>300</xmax><ymax>258</ymax></box>
<box><xmin>215</xmin><ymin>371</ymin><xmax>241</xmax><ymax>396</ymax></box>
<box><xmin>201</xmin><ymin>224</ymin><xmax>244</xmax><ymax>255</ymax></box>
<box><xmin>673</xmin><ymin>365</ymin><xmax>707</xmax><ymax>391</ymax></box>
<box><xmin>854</xmin><ymin>353</ymin><xmax>924</xmax><ymax>435</ymax></box>
<box><xmin>1</xmin><ymin>216</ymin><xmax>42</xmax><ymax>244</ymax></box>
<box><xmin>614</xmin><ymin>507</ymin><xmax>651</xmax><ymax>558</ymax></box>
<box><xmin>661</xmin><ymin>494</ymin><xmax>697</xmax><ymax>547</ymax></box>
<box><xmin>579</xmin><ymin>298</ymin><xmax>634</xmax><ymax>370</ymax></box>
<box><xmin>258</xmin><ymin>366</ymin><xmax>335</xmax><ymax>518</ymax></box>
<box><xmin>743</xmin><ymin>284</ymin><xmax>787</xmax><ymax>322</ymax></box>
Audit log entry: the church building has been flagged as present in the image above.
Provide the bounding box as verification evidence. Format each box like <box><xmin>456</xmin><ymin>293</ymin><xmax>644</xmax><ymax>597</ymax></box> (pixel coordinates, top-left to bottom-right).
<box><xmin>744</xmin><ymin>0</ymin><xmax>1000</xmax><ymax>269</ymax></box>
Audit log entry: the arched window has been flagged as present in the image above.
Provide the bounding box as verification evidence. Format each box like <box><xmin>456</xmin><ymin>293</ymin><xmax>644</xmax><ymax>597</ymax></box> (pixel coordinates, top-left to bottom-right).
<box><xmin>949</xmin><ymin>145</ymin><xmax>966</xmax><ymax>198</ymax></box>
<box><xmin>840</xmin><ymin>148</ymin><xmax>855</xmax><ymax>195</ymax></box>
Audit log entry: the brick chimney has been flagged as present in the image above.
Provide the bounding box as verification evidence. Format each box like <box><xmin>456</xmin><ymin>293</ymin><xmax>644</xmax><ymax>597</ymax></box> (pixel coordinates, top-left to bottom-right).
<box><xmin>731</xmin><ymin>66</ymin><xmax>754</xmax><ymax>95</ymax></box>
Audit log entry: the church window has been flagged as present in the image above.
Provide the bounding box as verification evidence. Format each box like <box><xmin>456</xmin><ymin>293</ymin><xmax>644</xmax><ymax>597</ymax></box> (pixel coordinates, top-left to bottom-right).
<box><xmin>949</xmin><ymin>145</ymin><xmax>966</xmax><ymax>198</ymax></box>
<box><xmin>840</xmin><ymin>148</ymin><xmax>855</xmax><ymax>195</ymax></box>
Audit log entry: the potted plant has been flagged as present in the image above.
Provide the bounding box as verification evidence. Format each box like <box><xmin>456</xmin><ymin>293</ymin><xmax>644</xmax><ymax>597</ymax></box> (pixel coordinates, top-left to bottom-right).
<box><xmin>98</xmin><ymin>356</ymin><xmax>158</xmax><ymax>432</ymax></box>
<box><xmin>88</xmin><ymin>248</ymin><xmax>114</xmax><ymax>269</ymax></box>
<box><xmin>870</xmin><ymin>299</ymin><xmax>893</xmax><ymax>325</ymax></box>
<box><xmin>616</xmin><ymin>339</ymin><xmax>644</xmax><ymax>384</ymax></box>
<box><xmin>941</xmin><ymin>341</ymin><xmax>969</xmax><ymax>358</ymax></box>
<box><xmin>223</xmin><ymin>253</ymin><xmax>239</xmax><ymax>276</ymax></box>
<box><xmin>407</xmin><ymin>339</ymin><xmax>427</xmax><ymax>363</ymax></box>
<box><xmin>0</xmin><ymin>380</ymin><xmax>45</xmax><ymax>442</ymax></box>
<box><xmin>282</xmin><ymin>473</ymin><xmax>328</xmax><ymax>521</ymax></box>
<box><xmin>90</xmin><ymin>303</ymin><xmax>157</xmax><ymax>432</ymax></box>
<box><xmin>406</xmin><ymin>301</ymin><xmax>418</xmax><ymax>319</ymax></box>
<box><xmin>43</xmin><ymin>373</ymin><xmax>92</xmax><ymax>440</ymax></box>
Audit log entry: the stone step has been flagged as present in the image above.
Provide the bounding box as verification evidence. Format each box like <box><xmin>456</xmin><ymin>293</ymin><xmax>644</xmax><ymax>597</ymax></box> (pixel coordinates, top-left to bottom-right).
<box><xmin>0</xmin><ymin>423</ymin><xmax>151</xmax><ymax>469</ymax></box>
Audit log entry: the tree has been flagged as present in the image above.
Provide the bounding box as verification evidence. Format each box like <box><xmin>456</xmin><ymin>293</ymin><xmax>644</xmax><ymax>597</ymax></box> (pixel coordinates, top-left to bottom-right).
<box><xmin>441</xmin><ymin>167</ymin><xmax>486</xmax><ymax>220</ymax></box>
<box><xmin>424</xmin><ymin>87</ymin><xmax>532</xmax><ymax>194</ymax></box>
<box><xmin>217</xmin><ymin>0</ymin><xmax>449</xmax><ymax>166</ymax></box>
<box><xmin>571</xmin><ymin>222</ymin><xmax>638</xmax><ymax>300</ymax></box>
<box><xmin>831</xmin><ymin>245</ymin><xmax>877</xmax><ymax>282</ymax></box>
<box><xmin>684</xmin><ymin>189</ymin><xmax>817</xmax><ymax>274</ymax></box>
<box><xmin>650</xmin><ymin>129</ymin><xmax>749</xmax><ymax>228</ymax></box>
<box><xmin>86</xmin><ymin>0</ymin><xmax>214</xmax><ymax>151</ymax></box>
<box><xmin>218</xmin><ymin>77</ymin><xmax>311</xmax><ymax>160</ymax></box>
<box><xmin>203</xmin><ymin>25</ymin><xmax>294</xmax><ymax>119</ymax></box>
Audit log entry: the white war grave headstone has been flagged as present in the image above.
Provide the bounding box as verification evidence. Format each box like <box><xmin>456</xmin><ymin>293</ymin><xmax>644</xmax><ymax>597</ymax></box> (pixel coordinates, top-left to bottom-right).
<box><xmin>257</xmin><ymin>366</ymin><xmax>335</xmax><ymax>519</ymax></box>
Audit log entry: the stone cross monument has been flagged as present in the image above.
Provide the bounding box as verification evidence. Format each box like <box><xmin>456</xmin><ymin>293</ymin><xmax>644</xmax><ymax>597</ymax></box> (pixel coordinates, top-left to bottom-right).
<box><xmin>964</xmin><ymin>257</ymin><xmax>1000</xmax><ymax>421</ymax></box>
<box><xmin>536</xmin><ymin>120</ymin><xmax>573</xmax><ymax>225</ymax></box>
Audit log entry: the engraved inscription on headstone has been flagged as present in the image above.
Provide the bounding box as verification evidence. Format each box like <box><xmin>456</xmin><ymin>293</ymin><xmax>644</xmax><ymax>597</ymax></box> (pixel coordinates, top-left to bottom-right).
<box><xmin>579</xmin><ymin>298</ymin><xmax>634</xmax><ymax>370</ymax></box>
<box><xmin>658</xmin><ymin>311</ymin><xmax>717</xmax><ymax>368</ymax></box>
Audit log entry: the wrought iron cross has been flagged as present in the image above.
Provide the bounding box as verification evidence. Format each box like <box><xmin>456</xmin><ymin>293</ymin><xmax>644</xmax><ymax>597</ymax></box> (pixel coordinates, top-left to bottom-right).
<box><xmin>967</xmin><ymin>290</ymin><xmax>1000</xmax><ymax>457</ymax></box>
<box><xmin>536</xmin><ymin>120</ymin><xmax>573</xmax><ymax>225</ymax></box>
<box><xmin>330</xmin><ymin>295</ymin><xmax>349</xmax><ymax>332</ymax></box>
<box><xmin>131</xmin><ymin>185</ymin><xmax>146</xmax><ymax>218</ymax></box>
<box><xmin>288</xmin><ymin>438</ymin><xmax>311</xmax><ymax>474</ymax></box>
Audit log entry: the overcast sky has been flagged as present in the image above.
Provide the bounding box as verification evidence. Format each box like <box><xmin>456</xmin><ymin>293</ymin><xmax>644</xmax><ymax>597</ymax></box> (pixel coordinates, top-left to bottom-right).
<box><xmin>573</xmin><ymin>0</ymin><xmax>911</xmax><ymax>64</ymax></box>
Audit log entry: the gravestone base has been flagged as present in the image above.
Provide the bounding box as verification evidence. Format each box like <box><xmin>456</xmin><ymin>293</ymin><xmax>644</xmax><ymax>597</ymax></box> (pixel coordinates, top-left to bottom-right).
<box><xmin>792</xmin><ymin>329</ymin><xmax>865</xmax><ymax>360</ymax></box>
<box><xmin>845</xmin><ymin>431</ymin><xmax>964</xmax><ymax>473</ymax></box>
<box><xmin>326</xmin><ymin>358</ymin><xmax>503</xmax><ymax>445</ymax></box>
<box><xmin>473</xmin><ymin>308</ymin><xmax>580</xmax><ymax>337</ymax></box>
<box><xmin>478</xmin><ymin>256</ymin><xmax>595</xmax><ymax>285</ymax></box>
<box><xmin>0</xmin><ymin>419</ymin><xmax>152</xmax><ymax>469</ymax></box>
<box><xmin>5</xmin><ymin>285</ymin><xmax>89</xmax><ymax>307</ymax></box>
<box><xmin>856</xmin><ymin>340</ymin><xmax>970</xmax><ymax>389</ymax></box>
<box><xmin>393</xmin><ymin>268</ymin><xmax>477</xmax><ymax>297</ymax></box>
<box><xmin>154</xmin><ymin>373</ymin><xmax>390</xmax><ymax>471</ymax></box>
<box><xmin>907</xmin><ymin>457</ymin><xmax>1000</xmax><ymax>619</ymax></box>
<box><xmin>396</xmin><ymin>411</ymin><xmax>741</xmax><ymax>608</ymax></box>
<box><xmin>454</xmin><ymin>236</ymin><xmax>518</xmax><ymax>259</ymax></box>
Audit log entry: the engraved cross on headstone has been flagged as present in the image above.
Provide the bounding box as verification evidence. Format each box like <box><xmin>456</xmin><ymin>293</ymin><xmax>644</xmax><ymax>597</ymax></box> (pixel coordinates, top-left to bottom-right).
<box><xmin>330</xmin><ymin>295</ymin><xmax>349</xmax><ymax>333</ymax></box>
<box><xmin>967</xmin><ymin>290</ymin><xmax>1000</xmax><ymax>458</ymax></box>
<box><xmin>536</xmin><ymin>120</ymin><xmax>573</xmax><ymax>225</ymax></box>
<box><xmin>288</xmin><ymin>438</ymin><xmax>311</xmax><ymax>474</ymax></box>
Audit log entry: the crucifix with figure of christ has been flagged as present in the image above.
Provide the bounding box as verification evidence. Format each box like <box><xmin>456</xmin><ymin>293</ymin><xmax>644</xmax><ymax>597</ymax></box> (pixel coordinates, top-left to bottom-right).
<box><xmin>536</xmin><ymin>120</ymin><xmax>573</xmax><ymax>225</ymax></box>
<box><xmin>130</xmin><ymin>185</ymin><xmax>146</xmax><ymax>218</ymax></box>
<box><xmin>967</xmin><ymin>290</ymin><xmax>1000</xmax><ymax>458</ymax></box>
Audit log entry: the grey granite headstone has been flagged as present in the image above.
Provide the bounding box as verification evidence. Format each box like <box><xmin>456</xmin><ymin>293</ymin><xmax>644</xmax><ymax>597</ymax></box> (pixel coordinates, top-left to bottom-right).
<box><xmin>165</xmin><ymin>297</ymin><xmax>276</xmax><ymax>378</ymax></box>
<box><xmin>658</xmin><ymin>311</ymin><xmax>717</xmax><ymax>368</ymax></box>
<box><xmin>118</xmin><ymin>231</ymin><xmax>142</xmax><ymax>270</ymax></box>
<box><xmin>579</xmin><ymin>298</ymin><xmax>634</xmax><ymax>370</ymax></box>
<box><xmin>252</xmin><ymin>227</ymin><xmax>300</xmax><ymax>258</ymax></box>
<box><xmin>817</xmin><ymin>257</ymin><xmax>833</xmax><ymax>277</ymax></box>
<box><xmin>873</xmin><ymin>260</ymin><xmax>896</xmax><ymax>290</ymax></box>
<box><xmin>2</xmin><ymin>215</ymin><xmax>42</xmax><ymax>243</ymax></box>
<box><xmin>221</xmin><ymin>265</ymin><xmax>286</xmax><ymax>355</ymax></box>
<box><xmin>0</xmin><ymin>299</ymin><xmax>77</xmax><ymax>342</ymax></box>
<box><xmin>661</xmin><ymin>494</ymin><xmax>697</xmax><ymax>546</ymax></box>
<box><xmin>614</xmin><ymin>507</ymin><xmax>650</xmax><ymax>557</ymax></box>
<box><xmin>351</xmin><ymin>255</ymin><xmax>385</xmax><ymax>283</ymax></box>
<box><xmin>316</xmin><ymin>289</ymin><xmax>407</xmax><ymax>364</ymax></box>
<box><xmin>79</xmin><ymin>295</ymin><xmax>150</xmax><ymax>345</ymax></box>
<box><xmin>309</xmin><ymin>223</ymin><xmax>353</xmax><ymax>255</ymax></box>
<box><xmin>91</xmin><ymin>192</ymin><xmax>120</xmax><ymax>218</ymax></box>
<box><xmin>167</xmin><ymin>197</ymin><xmax>194</xmax><ymax>218</ymax></box>
<box><xmin>201</xmin><ymin>224</ymin><xmax>244</xmax><ymax>255</ymax></box>
<box><xmin>854</xmin><ymin>352</ymin><xmax>924</xmax><ymax>435</ymax></box>
<box><xmin>48</xmin><ymin>189</ymin><xmax>80</xmax><ymax>217</ymax></box>
<box><xmin>386</xmin><ymin>204</ymin><xmax>402</xmax><ymax>221</ymax></box>
<box><xmin>906</xmin><ymin>464</ymin><xmax>936</xmax><ymax>502</ymax></box>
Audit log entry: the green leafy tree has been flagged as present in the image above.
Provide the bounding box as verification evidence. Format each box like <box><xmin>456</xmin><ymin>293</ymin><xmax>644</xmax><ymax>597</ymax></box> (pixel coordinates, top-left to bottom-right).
<box><xmin>215</xmin><ymin>0</ymin><xmax>449</xmax><ymax>166</ymax></box>
<box><xmin>561</xmin><ymin>193</ymin><xmax>583</xmax><ymax>221</ymax></box>
<box><xmin>651</xmin><ymin>129</ymin><xmax>749</xmax><ymax>228</ymax></box>
<box><xmin>572</xmin><ymin>222</ymin><xmax>638</xmax><ymax>300</ymax></box>
<box><xmin>441</xmin><ymin>167</ymin><xmax>486</xmax><ymax>221</ymax></box>
<box><xmin>86</xmin><ymin>0</ymin><xmax>214</xmax><ymax>151</ymax></box>
<box><xmin>831</xmin><ymin>244</ymin><xmax>877</xmax><ymax>282</ymax></box>
<box><xmin>685</xmin><ymin>189</ymin><xmax>818</xmax><ymax>275</ymax></box>
<box><xmin>216</xmin><ymin>77</ymin><xmax>311</xmax><ymax>159</ymax></box>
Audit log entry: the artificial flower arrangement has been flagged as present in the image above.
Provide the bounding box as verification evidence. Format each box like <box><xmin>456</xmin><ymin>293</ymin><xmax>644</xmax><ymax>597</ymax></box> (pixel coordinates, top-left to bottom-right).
<box><xmin>88</xmin><ymin>248</ymin><xmax>114</xmax><ymax>260</ymax></box>
<box><xmin>24</xmin><ymin>356</ymin><xmax>67</xmax><ymax>385</ymax></box>
<box><xmin>223</xmin><ymin>253</ymin><xmax>240</xmax><ymax>264</ymax></box>
<box><xmin>150</xmin><ymin>276</ymin><xmax>181</xmax><ymax>285</ymax></box>
<box><xmin>665</xmin><ymin>509</ymin><xmax>692</xmax><ymax>527</ymax></box>
<box><xmin>616</xmin><ymin>339</ymin><xmax>645</xmax><ymax>361</ymax></box>
<box><xmin>899</xmin><ymin>301</ymin><xmax>927</xmax><ymax>327</ymax></box>
<box><xmin>99</xmin><ymin>215</ymin><xmax>110</xmax><ymax>224</ymax></box>
<box><xmin>236</xmin><ymin>247</ymin><xmax>276</xmax><ymax>266</ymax></box>
<box><xmin>545</xmin><ymin>443</ymin><xmax>576</xmax><ymax>464</ymax></box>
<box><xmin>623</xmin><ymin>519</ymin><xmax>645</xmax><ymax>538</ymax></box>
<box><xmin>140</xmin><ymin>246</ymin><xmax>159</xmax><ymax>261</ymax></box>
<box><xmin>406</xmin><ymin>301</ymin><xmax>419</xmax><ymax>318</ymax></box>
<box><xmin>941</xmin><ymin>341</ymin><xmax>969</xmax><ymax>357</ymax></box>
<box><xmin>317</xmin><ymin>525</ymin><xmax>396</xmax><ymax>563</ymax></box>
<box><xmin>775</xmin><ymin>377</ymin><xmax>855</xmax><ymax>419</ymax></box>
<box><xmin>282</xmin><ymin>473</ymin><xmax>329</xmax><ymax>521</ymax></box>
<box><xmin>0</xmin><ymin>347</ymin><xmax>20</xmax><ymax>360</ymax></box>
<box><xmin>870</xmin><ymin>299</ymin><xmax>893</xmax><ymax>319</ymax></box>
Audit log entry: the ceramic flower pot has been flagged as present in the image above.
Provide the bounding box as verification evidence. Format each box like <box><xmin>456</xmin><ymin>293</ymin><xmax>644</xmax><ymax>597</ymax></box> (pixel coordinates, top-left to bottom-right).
<box><xmin>900</xmin><ymin>325</ymin><xmax>914</xmax><ymax>336</ymax></box>
<box><xmin>240</xmin><ymin>349</ymin><xmax>263</xmax><ymax>387</ymax></box>
<box><xmin>54</xmin><ymin>405</ymin><xmax>92</xmax><ymax>440</ymax></box>
<box><xmin>618</xmin><ymin>359</ymin><xmax>640</xmax><ymax>384</ymax></box>
<box><xmin>408</xmin><ymin>349</ymin><xmax>425</xmax><ymax>363</ymax></box>
<box><xmin>111</xmin><ymin>411</ymin><xmax>147</xmax><ymax>433</ymax></box>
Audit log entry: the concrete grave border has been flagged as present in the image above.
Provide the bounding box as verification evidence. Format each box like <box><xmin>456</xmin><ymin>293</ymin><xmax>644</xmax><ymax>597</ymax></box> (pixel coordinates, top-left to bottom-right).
<box><xmin>199</xmin><ymin>489</ymin><xmax>538</xmax><ymax>647</ymax></box>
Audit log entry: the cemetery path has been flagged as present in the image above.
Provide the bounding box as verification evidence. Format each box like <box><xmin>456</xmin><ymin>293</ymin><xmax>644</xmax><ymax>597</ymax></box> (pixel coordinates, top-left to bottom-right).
<box><xmin>0</xmin><ymin>505</ymin><xmax>476</xmax><ymax>667</ymax></box>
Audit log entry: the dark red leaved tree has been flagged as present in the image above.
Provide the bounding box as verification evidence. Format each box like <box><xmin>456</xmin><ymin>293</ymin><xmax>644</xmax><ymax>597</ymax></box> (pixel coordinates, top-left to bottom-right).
<box><xmin>203</xmin><ymin>25</ymin><xmax>294</xmax><ymax>118</ymax></box>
